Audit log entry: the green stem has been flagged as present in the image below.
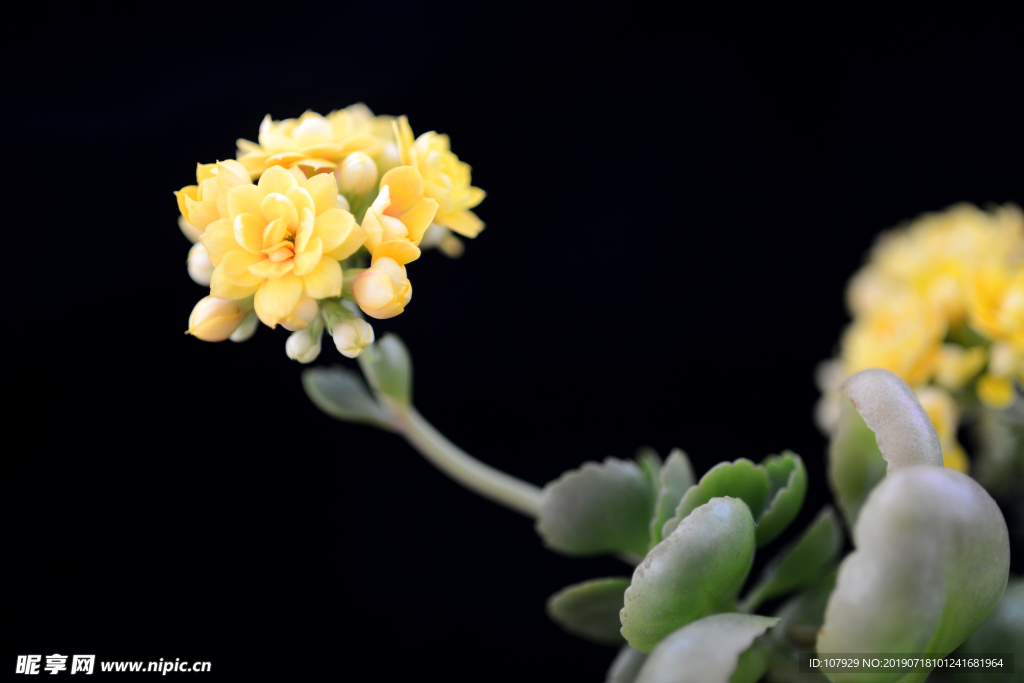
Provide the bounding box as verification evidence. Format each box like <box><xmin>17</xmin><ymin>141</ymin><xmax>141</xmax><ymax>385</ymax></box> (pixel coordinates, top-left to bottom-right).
<box><xmin>388</xmin><ymin>401</ymin><xmax>542</xmax><ymax>518</ymax></box>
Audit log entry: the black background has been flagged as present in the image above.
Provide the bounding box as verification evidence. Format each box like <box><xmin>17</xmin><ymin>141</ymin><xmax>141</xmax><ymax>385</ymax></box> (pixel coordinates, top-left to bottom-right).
<box><xmin>7</xmin><ymin>4</ymin><xmax>1022</xmax><ymax>681</ymax></box>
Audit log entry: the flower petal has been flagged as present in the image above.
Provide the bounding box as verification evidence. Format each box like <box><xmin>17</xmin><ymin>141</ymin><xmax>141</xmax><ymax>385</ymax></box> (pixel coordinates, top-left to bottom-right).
<box><xmin>298</xmin><ymin>142</ymin><xmax>343</xmax><ymax>159</ymax></box>
<box><xmin>295</xmin><ymin>208</ymin><xmax>315</xmax><ymax>253</ymax></box>
<box><xmin>300</xmin><ymin>257</ymin><xmax>342</xmax><ymax>299</ymax></box>
<box><xmin>248</xmin><ymin>258</ymin><xmax>295</xmax><ymax>279</ymax></box>
<box><xmin>372</xmin><ymin>239</ymin><xmax>421</xmax><ymax>266</ymax></box>
<box><xmin>465</xmin><ymin>186</ymin><xmax>486</xmax><ymax>210</ymax></box>
<box><xmin>379</xmin><ymin>166</ymin><xmax>425</xmax><ymax>215</ymax></box>
<box><xmin>286</xmin><ymin>187</ymin><xmax>315</xmax><ymax>220</ymax></box>
<box><xmin>234</xmin><ymin>214</ymin><xmax>266</xmax><ymax>254</ymax></box>
<box><xmin>293</xmin><ymin>237</ymin><xmax>323</xmax><ymax>276</ymax></box>
<box><xmin>262</xmin><ymin>218</ymin><xmax>289</xmax><ymax>249</ymax></box>
<box><xmin>198</xmin><ymin>218</ymin><xmax>236</xmax><ymax>267</ymax></box>
<box><xmin>186</xmin><ymin>197</ymin><xmax>220</xmax><ymax>230</ymax></box>
<box><xmin>174</xmin><ymin>185</ymin><xmax>198</xmax><ymax>219</ymax></box>
<box><xmin>438</xmin><ymin>208</ymin><xmax>484</xmax><ymax>238</ymax></box>
<box><xmin>210</xmin><ymin>265</ymin><xmax>259</xmax><ymax>300</ymax></box>
<box><xmin>313</xmin><ymin>208</ymin><xmax>355</xmax><ymax>254</ymax></box>
<box><xmin>399</xmin><ymin>197</ymin><xmax>439</xmax><ymax>243</ymax></box>
<box><xmin>302</xmin><ymin>173</ymin><xmax>339</xmax><ymax>216</ymax></box>
<box><xmin>220</xmin><ymin>249</ymin><xmax>265</xmax><ymax>287</ymax></box>
<box><xmin>228</xmin><ymin>184</ymin><xmax>266</xmax><ymax>220</ymax></box>
<box><xmin>254</xmin><ymin>273</ymin><xmax>303</xmax><ymax>327</ymax></box>
<box><xmin>258</xmin><ymin>165</ymin><xmax>299</xmax><ymax>195</ymax></box>
<box><xmin>324</xmin><ymin>222</ymin><xmax>366</xmax><ymax>261</ymax></box>
<box><xmin>261</xmin><ymin>193</ymin><xmax>298</xmax><ymax>227</ymax></box>
<box><xmin>295</xmin><ymin>158</ymin><xmax>337</xmax><ymax>173</ymax></box>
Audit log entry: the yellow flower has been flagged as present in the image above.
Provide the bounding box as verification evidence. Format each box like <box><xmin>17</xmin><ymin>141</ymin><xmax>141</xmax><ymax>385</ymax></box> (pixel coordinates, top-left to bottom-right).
<box><xmin>361</xmin><ymin>166</ymin><xmax>439</xmax><ymax>261</ymax></box>
<box><xmin>236</xmin><ymin>106</ymin><xmax>392</xmax><ymax>179</ymax></box>
<box><xmin>977</xmin><ymin>373</ymin><xmax>1016</xmax><ymax>409</ymax></box>
<box><xmin>975</xmin><ymin>341</ymin><xmax>1023</xmax><ymax>409</ymax></box>
<box><xmin>857</xmin><ymin>203</ymin><xmax>1024</xmax><ymax>326</ymax></box>
<box><xmin>934</xmin><ymin>344</ymin><xmax>987</xmax><ymax>390</ymax></box>
<box><xmin>394</xmin><ymin>116</ymin><xmax>485</xmax><ymax>239</ymax></box>
<box><xmin>352</xmin><ymin>256</ymin><xmax>412</xmax><ymax>320</ymax></box>
<box><xmin>199</xmin><ymin>166</ymin><xmax>365</xmax><ymax>329</ymax></box>
<box><xmin>841</xmin><ymin>287</ymin><xmax>945</xmax><ymax>385</ymax></box>
<box><xmin>174</xmin><ymin>160</ymin><xmax>251</xmax><ymax>231</ymax></box>
<box><xmin>915</xmin><ymin>386</ymin><xmax>969</xmax><ymax>472</ymax></box>
<box><xmin>966</xmin><ymin>260</ymin><xmax>1024</xmax><ymax>349</ymax></box>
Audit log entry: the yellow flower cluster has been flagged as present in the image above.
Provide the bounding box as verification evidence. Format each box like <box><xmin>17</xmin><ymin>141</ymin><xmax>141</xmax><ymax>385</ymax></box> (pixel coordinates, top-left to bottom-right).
<box><xmin>175</xmin><ymin>104</ymin><xmax>485</xmax><ymax>362</ymax></box>
<box><xmin>819</xmin><ymin>203</ymin><xmax>1024</xmax><ymax>472</ymax></box>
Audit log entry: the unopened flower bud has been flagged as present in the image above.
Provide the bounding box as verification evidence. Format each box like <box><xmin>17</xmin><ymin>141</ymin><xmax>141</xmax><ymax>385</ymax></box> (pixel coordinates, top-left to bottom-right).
<box><xmin>352</xmin><ymin>257</ymin><xmax>412</xmax><ymax>320</ymax></box>
<box><xmin>333</xmin><ymin>317</ymin><xmax>375</xmax><ymax>358</ymax></box>
<box><xmin>178</xmin><ymin>215</ymin><xmax>203</xmax><ymax>243</ymax></box>
<box><xmin>229</xmin><ymin>311</ymin><xmax>259</xmax><ymax>343</ymax></box>
<box><xmin>280</xmin><ymin>297</ymin><xmax>320</xmax><ymax>332</ymax></box>
<box><xmin>336</xmin><ymin>193</ymin><xmax>350</xmax><ymax>212</ymax></box>
<box><xmin>989</xmin><ymin>342</ymin><xmax>1021</xmax><ymax>378</ymax></box>
<box><xmin>187</xmin><ymin>242</ymin><xmax>214</xmax><ymax>286</ymax></box>
<box><xmin>187</xmin><ymin>296</ymin><xmax>252</xmax><ymax>342</ymax></box>
<box><xmin>376</xmin><ymin>142</ymin><xmax>401</xmax><ymax>175</ymax></box>
<box><xmin>335</xmin><ymin>152</ymin><xmax>378</xmax><ymax>196</ymax></box>
<box><xmin>285</xmin><ymin>317</ymin><xmax>324</xmax><ymax>364</ymax></box>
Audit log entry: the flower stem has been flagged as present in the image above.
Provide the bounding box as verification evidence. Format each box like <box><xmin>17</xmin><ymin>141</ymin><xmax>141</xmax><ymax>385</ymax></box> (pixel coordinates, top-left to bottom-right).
<box><xmin>388</xmin><ymin>401</ymin><xmax>542</xmax><ymax>518</ymax></box>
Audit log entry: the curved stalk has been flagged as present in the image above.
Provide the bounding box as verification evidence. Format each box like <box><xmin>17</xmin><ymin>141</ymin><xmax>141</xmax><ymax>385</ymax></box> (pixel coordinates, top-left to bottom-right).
<box><xmin>389</xmin><ymin>401</ymin><xmax>543</xmax><ymax>518</ymax></box>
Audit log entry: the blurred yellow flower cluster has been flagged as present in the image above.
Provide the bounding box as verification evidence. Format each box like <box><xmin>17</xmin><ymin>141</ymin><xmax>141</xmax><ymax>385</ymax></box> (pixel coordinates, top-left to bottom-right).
<box><xmin>175</xmin><ymin>104</ymin><xmax>485</xmax><ymax>362</ymax></box>
<box><xmin>818</xmin><ymin>203</ymin><xmax>1024</xmax><ymax>471</ymax></box>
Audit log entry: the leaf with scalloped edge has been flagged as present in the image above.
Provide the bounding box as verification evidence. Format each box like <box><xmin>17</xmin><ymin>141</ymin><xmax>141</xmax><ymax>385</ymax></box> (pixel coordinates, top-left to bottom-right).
<box><xmin>634</xmin><ymin>613</ymin><xmax>780</xmax><ymax>683</ymax></box>
<box><xmin>547</xmin><ymin>577</ymin><xmax>631</xmax><ymax>646</ymax></box>
<box><xmin>636</xmin><ymin>446</ymin><xmax>663</xmax><ymax>496</ymax></box>
<box><xmin>659</xmin><ymin>453</ymin><xmax>806</xmax><ymax>546</ymax></box>
<box><xmin>828</xmin><ymin>368</ymin><xmax>944</xmax><ymax>530</ymax></box>
<box><xmin>755</xmin><ymin>451</ymin><xmax>808</xmax><ymax>546</ymax></box>
<box><xmin>621</xmin><ymin>497</ymin><xmax>757</xmax><ymax>653</ymax></box>
<box><xmin>817</xmin><ymin>467</ymin><xmax>1009</xmax><ymax>683</ymax></box>
<box><xmin>828</xmin><ymin>394</ymin><xmax>887</xmax><ymax>529</ymax></box>
<box><xmin>742</xmin><ymin>507</ymin><xmax>844</xmax><ymax>612</ymax></box>
<box><xmin>536</xmin><ymin>458</ymin><xmax>657</xmax><ymax>558</ymax></box>
<box><xmin>649</xmin><ymin>449</ymin><xmax>695</xmax><ymax>547</ymax></box>
<box><xmin>660</xmin><ymin>459</ymin><xmax>769</xmax><ymax>539</ymax></box>
<box><xmin>840</xmin><ymin>368</ymin><xmax>943</xmax><ymax>472</ymax></box>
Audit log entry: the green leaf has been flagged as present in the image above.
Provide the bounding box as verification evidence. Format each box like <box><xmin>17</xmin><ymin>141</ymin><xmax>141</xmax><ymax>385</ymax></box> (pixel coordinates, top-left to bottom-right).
<box><xmin>606</xmin><ymin>646</ymin><xmax>648</xmax><ymax>683</ymax></box>
<box><xmin>621</xmin><ymin>497</ymin><xmax>757</xmax><ymax>653</ymax></box>
<box><xmin>742</xmin><ymin>507</ymin><xmax>844</xmax><ymax>612</ymax></box>
<box><xmin>771</xmin><ymin>570</ymin><xmax>838</xmax><ymax>653</ymax></box>
<box><xmin>828</xmin><ymin>395</ymin><xmax>887</xmax><ymax>529</ymax></box>
<box><xmin>934</xmin><ymin>578</ymin><xmax>1024</xmax><ymax>683</ymax></box>
<box><xmin>659</xmin><ymin>454</ymin><xmax>807</xmax><ymax>547</ymax></box>
<box><xmin>357</xmin><ymin>333</ymin><xmax>412</xmax><ymax>405</ymax></box>
<box><xmin>818</xmin><ymin>467</ymin><xmax>1010</xmax><ymax>683</ymax></box>
<box><xmin>634</xmin><ymin>613</ymin><xmax>780</xmax><ymax>683</ymax></box>
<box><xmin>660</xmin><ymin>459</ymin><xmax>770</xmax><ymax>539</ymax></box>
<box><xmin>649</xmin><ymin>449</ymin><xmax>695</xmax><ymax>548</ymax></box>
<box><xmin>839</xmin><ymin>368</ymin><xmax>943</xmax><ymax>471</ymax></box>
<box><xmin>756</xmin><ymin>451</ymin><xmax>808</xmax><ymax>546</ymax></box>
<box><xmin>301</xmin><ymin>366</ymin><xmax>391</xmax><ymax>429</ymax></box>
<box><xmin>636</xmin><ymin>446</ymin><xmax>663</xmax><ymax>495</ymax></box>
<box><xmin>829</xmin><ymin>368</ymin><xmax>946</xmax><ymax>530</ymax></box>
<box><xmin>547</xmin><ymin>577</ymin><xmax>631</xmax><ymax>646</ymax></box>
<box><xmin>536</xmin><ymin>458</ymin><xmax>657</xmax><ymax>558</ymax></box>
<box><xmin>956</xmin><ymin>576</ymin><xmax>1023</xmax><ymax>653</ymax></box>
